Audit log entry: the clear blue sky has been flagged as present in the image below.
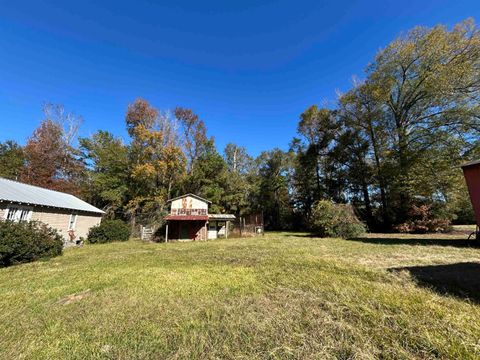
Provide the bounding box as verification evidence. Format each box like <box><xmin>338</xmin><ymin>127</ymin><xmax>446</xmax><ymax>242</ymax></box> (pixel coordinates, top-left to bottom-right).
<box><xmin>1</xmin><ymin>0</ymin><xmax>479</xmax><ymax>156</ymax></box>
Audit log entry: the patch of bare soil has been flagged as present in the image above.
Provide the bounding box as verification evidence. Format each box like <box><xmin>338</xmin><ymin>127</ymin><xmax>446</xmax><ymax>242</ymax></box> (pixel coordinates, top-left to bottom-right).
<box><xmin>57</xmin><ymin>289</ymin><xmax>91</xmax><ymax>305</ymax></box>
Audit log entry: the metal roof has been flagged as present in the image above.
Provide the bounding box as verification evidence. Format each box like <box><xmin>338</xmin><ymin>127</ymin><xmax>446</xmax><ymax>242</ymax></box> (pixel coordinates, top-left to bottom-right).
<box><xmin>461</xmin><ymin>159</ymin><xmax>480</xmax><ymax>168</ymax></box>
<box><xmin>167</xmin><ymin>193</ymin><xmax>212</xmax><ymax>204</ymax></box>
<box><xmin>0</xmin><ymin>177</ymin><xmax>105</xmax><ymax>214</ymax></box>
<box><xmin>208</xmin><ymin>214</ymin><xmax>236</xmax><ymax>220</ymax></box>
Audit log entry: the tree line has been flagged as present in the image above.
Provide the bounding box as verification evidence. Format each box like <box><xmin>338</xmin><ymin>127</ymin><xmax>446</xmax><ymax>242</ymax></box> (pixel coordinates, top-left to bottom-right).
<box><xmin>1</xmin><ymin>19</ymin><xmax>479</xmax><ymax>232</ymax></box>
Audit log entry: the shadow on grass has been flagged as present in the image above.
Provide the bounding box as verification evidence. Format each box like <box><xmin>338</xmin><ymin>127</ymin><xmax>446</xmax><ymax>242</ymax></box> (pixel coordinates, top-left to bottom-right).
<box><xmin>282</xmin><ymin>233</ymin><xmax>478</xmax><ymax>248</ymax></box>
<box><xmin>348</xmin><ymin>236</ymin><xmax>477</xmax><ymax>248</ymax></box>
<box><xmin>390</xmin><ymin>262</ymin><xmax>480</xmax><ymax>303</ymax></box>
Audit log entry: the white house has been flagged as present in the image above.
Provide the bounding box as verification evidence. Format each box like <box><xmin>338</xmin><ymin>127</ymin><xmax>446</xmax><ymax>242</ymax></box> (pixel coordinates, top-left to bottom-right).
<box><xmin>0</xmin><ymin>177</ymin><xmax>104</xmax><ymax>244</ymax></box>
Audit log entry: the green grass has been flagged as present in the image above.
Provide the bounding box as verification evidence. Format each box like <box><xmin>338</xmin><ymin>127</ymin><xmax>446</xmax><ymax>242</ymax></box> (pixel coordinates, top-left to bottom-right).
<box><xmin>2</xmin><ymin>232</ymin><xmax>480</xmax><ymax>359</ymax></box>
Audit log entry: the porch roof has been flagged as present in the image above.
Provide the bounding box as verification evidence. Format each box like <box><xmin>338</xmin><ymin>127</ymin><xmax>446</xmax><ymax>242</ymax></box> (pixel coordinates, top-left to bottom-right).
<box><xmin>208</xmin><ymin>214</ymin><xmax>236</xmax><ymax>220</ymax></box>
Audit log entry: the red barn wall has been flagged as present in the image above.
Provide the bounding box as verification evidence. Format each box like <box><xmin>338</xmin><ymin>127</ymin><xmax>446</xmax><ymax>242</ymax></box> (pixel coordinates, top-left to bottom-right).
<box><xmin>462</xmin><ymin>164</ymin><xmax>480</xmax><ymax>226</ymax></box>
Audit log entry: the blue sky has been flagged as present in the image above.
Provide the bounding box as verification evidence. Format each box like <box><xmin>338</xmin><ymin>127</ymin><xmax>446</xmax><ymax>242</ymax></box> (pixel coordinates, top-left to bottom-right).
<box><xmin>0</xmin><ymin>0</ymin><xmax>479</xmax><ymax>156</ymax></box>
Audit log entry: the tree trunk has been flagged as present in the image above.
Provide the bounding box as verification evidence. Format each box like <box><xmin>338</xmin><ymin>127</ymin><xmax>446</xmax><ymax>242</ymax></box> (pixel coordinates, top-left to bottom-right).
<box><xmin>367</xmin><ymin>120</ymin><xmax>390</xmax><ymax>228</ymax></box>
<box><xmin>361</xmin><ymin>179</ymin><xmax>374</xmax><ymax>228</ymax></box>
<box><xmin>396</xmin><ymin>120</ymin><xmax>410</xmax><ymax>223</ymax></box>
<box><xmin>315</xmin><ymin>145</ymin><xmax>322</xmax><ymax>198</ymax></box>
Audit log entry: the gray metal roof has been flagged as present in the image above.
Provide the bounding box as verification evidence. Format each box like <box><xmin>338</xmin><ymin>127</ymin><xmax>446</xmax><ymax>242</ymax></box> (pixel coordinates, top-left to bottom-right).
<box><xmin>0</xmin><ymin>177</ymin><xmax>105</xmax><ymax>214</ymax></box>
<box><xmin>208</xmin><ymin>214</ymin><xmax>236</xmax><ymax>220</ymax></box>
<box><xmin>461</xmin><ymin>159</ymin><xmax>480</xmax><ymax>168</ymax></box>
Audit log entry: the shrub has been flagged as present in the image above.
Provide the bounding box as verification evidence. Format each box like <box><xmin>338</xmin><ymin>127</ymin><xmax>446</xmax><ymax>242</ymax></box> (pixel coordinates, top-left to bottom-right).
<box><xmin>395</xmin><ymin>204</ymin><xmax>453</xmax><ymax>233</ymax></box>
<box><xmin>87</xmin><ymin>219</ymin><xmax>131</xmax><ymax>244</ymax></box>
<box><xmin>0</xmin><ymin>220</ymin><xmax>63</xmax><ymax>267</ymax></box>
<box><xmin>310</xmin><ymin>200</ymin><xmax>366</xmax><ymax>239</ymax></box>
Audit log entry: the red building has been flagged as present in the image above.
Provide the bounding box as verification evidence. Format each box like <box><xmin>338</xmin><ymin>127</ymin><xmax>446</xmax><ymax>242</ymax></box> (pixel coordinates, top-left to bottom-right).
<box><xmin>164</xmin><ymin>194</ymin><xmax>235</xmax><ymax>241</ymax></box>
<box><xmin>461</xmin><ymin>160</ymin><xmax>480</xmax><ymax>239</ymax></box>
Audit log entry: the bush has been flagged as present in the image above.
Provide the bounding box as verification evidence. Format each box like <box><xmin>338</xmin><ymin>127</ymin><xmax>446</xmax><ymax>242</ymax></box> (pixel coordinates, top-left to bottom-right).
<box><xmin>87</xmin><ymin>219</ymin><xmax>131</xmax><ymax>244</ymax></box>
<box><xmin>0</xmin><ymin>220</ymin><xmax>63</xmax><ymax>267</ymax></box>
<box><xmin>310</xmin><ymin>200</ymin><xmax>366</xmax><ymax>239</ymax></box>
<box><xmin>395</xmin><ymin>205</ymin><xmax>453</xmax><ymax>233</ymax></box>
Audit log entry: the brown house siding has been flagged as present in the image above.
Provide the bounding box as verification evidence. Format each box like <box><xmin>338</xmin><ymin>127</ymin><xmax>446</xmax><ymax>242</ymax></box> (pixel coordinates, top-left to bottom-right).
<box><xmin>0</xmin><ymin>203</ymin><xmax>102</xmax><ymax>242</ymax></box>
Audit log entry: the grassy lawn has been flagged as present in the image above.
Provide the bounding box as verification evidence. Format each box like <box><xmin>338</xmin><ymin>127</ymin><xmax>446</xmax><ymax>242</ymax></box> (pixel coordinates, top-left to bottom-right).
<box><xmin>2</xmin><ymin>233</ymin><xmax>480</xmax><ymax>359</ymax></box>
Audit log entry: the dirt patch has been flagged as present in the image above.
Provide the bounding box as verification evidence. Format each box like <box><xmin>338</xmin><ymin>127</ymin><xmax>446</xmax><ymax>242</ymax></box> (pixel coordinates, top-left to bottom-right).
<box><xmin>57</xmin><ymin>289</ymin><xmax>91</xmax><ymax>305</ymax></box>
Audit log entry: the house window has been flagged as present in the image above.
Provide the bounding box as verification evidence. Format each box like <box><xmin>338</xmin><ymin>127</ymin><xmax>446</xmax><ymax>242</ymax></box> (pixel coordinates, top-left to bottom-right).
<box><xmin>5</xmin><ymin>206</ymin><xmax>32</xmax><ymax>222</ymax></box>
<box><xmin>68</xmin><ymin>214</ymin><xmax>77</xmax><ymax>230</ymax></box>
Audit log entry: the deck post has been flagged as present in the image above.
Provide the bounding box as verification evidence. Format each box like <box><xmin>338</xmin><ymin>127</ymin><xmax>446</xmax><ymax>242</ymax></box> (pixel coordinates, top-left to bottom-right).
<box><xmin>226</xmin><ymin>221</ymin><xmax>229</xmax><ymax>239</ymax></box>
<box><xmin>165</xmin><ymin>222</ymin><xmax>169</xmax><ymax>243</ymax></box>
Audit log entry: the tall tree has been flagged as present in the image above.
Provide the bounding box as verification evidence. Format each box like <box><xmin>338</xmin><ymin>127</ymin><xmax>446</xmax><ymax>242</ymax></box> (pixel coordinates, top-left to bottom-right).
<box><xmin>339</xmin><ymin>82</ymin><xmax>393</xmax><ymax>228</ymax></box>
<box><xmin>290</xmin><ymin>106</ymin><xmax>341</xmax><ymax>221</ymax></box>
<box><xmin>0</xmin><ymin>140</ymin><xmax>25</xmax><ymax>180</ymax></box>
<box><xmin>183</xmin><ymin>141</ymin><xmax>228</xmax><ymax>213</ymax></box>
<box><xmin>222</xmin><ymin>143</ymin><xmax>254</xmax><ymax>216</ymax></box>
<box><xmin>79</xmin><ymin>131</ymin><xmax>129</xmax><ymax>216</ymax></box>
<box><xmin>174</xmin><ymin>107</ymin><xmax>210</xmax><ymax>174</ymax></box>
<box><xmin>125</xmin><ymin>99</ymin><xmax>186</xmax><ymax>226</ymax></box>
<box><xmin>224</xmin><ymin>143</ymin><xmax>252</xmax><ymax>173</ymax></box>
<box><xmin>20</xmin><ymin>105</ymin><xmax>84</xmax><ymax>195</ymax></box>
<box><xmin>254</xmin><ymin>149</ymin><xmax>294</xmax><ymax>230</ymax></box>
<box><xmin>366</xmin><ymin>18</ymin><xmax>480</xmax><ymax>220</ymax></box>
<box><xmin>125</xmin><ymin>98</ymin><xmax>158</xmax><ymax>138</ymax></box>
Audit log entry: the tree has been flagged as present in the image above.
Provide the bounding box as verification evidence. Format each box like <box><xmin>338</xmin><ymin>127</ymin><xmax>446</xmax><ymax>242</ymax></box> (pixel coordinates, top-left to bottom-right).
<box><xmin>42</xmin><ymin>103</ymin><xmax>83</xmax><ymax>147</ymax></box>
<box><xmin>331</xmin><ymin>128</ymin><xmax>375</xmax><ymax>228</ymax></box>
<box><xmin>125</xmin><ymin>99</ymin><xmax>186</xmax><ymax>226</ymax></box>
<box><xmin>183</xmin><ymin>141</ymin><xmax>228</xmax><ymax>213</ymax></box>
<box><xmin>366</xmin><ymin>19</ymin><xmax>480</xmax><ymax>221</ymax></box>
<box><xmin>125</xmin><ymin>98</ymin><xmax>158</xmax><ymax>138</ymax></box>
<box><xmin>79</xmin><ymin>131</ymin><xmax>130</xmax><ymax>216</ymax></box>
<box><xmin>339</xmin><ymin>82</ymin><xmax>393</xmax><ymax>228</ymax></box>
<box><xmin>224</xmin><ymin>143</ymin><xmax>252</xmax><ymax>173</ymax></box>
<box><xmin>222</xmin><ymin>143</ymin><xmax>254</xmax><ymax>216</ymax></box>
<box><xmin>290</xmin><ymin>106</ymin><xmax>342</xmax><ymax>223</ymax></box>
<box><xmin>174</xmin><ymin>107</ymin><xmax>211</xmax><ymax>174</ymax></box>
<box><xmin>0</xmin><ymin>140</ymin><xmax>24</xmax><ymax>180</ymax></box>
<box><xmin>254</xmin><ymin>149</ymin><xmax>294</xmax><ymax>230</ymax></box>
<box><xmin>20</xmin><ymin>105</ymin><xmax>84</xmax><ymax>195</ymax></box>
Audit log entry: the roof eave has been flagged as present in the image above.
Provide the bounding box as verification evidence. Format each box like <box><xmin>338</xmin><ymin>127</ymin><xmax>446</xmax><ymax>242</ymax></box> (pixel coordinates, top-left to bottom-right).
<box><xmin>166</xmin><ymin>193</ymin><xmax>212</xmax><ymax>204</ymax></box>
<box><xmin>0</xmin><ymin>199</ymin><xmax>105</xmax><ymax>215</ymax></box>
<box><xmin>461</xmin><ymin>159</ymin><xmax>480</xmax><ymax>168</ymax></box>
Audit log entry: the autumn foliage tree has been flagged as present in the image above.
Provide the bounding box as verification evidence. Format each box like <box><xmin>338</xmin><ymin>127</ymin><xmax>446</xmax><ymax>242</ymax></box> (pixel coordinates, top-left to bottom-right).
<box><xmin>125</xmin><ymin>99</ymin><xmax>186</xmax><ymax>226</ymax></box>
<box><xmin>20</xmin><ymin>105</ymin><xmax>84</xmax><ymax>195</ymax></box>
<box><xmin>174</xmin><ymin>107</ymin><xmax>211</xmax><ymax>174</ymax></box>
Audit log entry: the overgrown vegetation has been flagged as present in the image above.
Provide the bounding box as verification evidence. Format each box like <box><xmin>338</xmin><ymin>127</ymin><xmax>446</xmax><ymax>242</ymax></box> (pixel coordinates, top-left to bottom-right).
<box><xmin>310</xmin><ymin>200</ymin><xmax>365</xmax><ymax>238</ymax></box>
<box><xmin>0</xmin><ymin>220</ymin><xmax>63</xmax><ymax>267</ymax></box>
<box><xmin>87</xmin><ymin>219</ymin><xmax>131</xmax><ymax>244</ymax></box>
<box><xmin>396</xmin><ymin>204</ymin><xmax>453</xmax><ymax>234</ymax></box>
<box><xmin>1</xmin><ymin>233</ymin><xmax>480</xmax><ymax>358</ymax></box>
<box><xmin>1</xmin><ymin>19</ymin><xmax>479</xmax><ymax>232</ymax></box>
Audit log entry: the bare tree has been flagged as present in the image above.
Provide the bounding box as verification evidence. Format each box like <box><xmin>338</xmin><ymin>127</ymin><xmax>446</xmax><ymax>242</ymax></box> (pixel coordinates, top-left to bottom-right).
<box><xmin>43</xmin><ymin>103</ymin><xmax>83</xmax><ymax>147</ymax></box>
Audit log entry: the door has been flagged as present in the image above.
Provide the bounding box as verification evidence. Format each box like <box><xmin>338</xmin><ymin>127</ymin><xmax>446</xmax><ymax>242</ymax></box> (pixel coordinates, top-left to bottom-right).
<box><xmin>179</xmin><ymin>222</ymin><xmax>190</xmax><ymax>240</ymax></box>
<box><xmin>217</xmin><ymin>221</ymin><xmax>226</xmax><ymax>238</ymax></box>
<box><xmin>208</xmin><ymin>221</ymin><xmax>217</xmax><ymax>239</ymax></box>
